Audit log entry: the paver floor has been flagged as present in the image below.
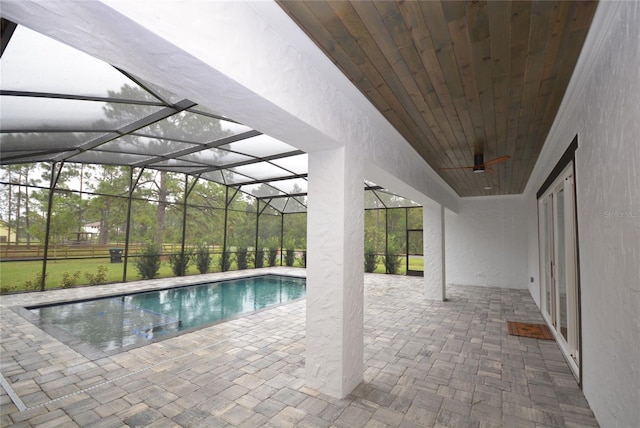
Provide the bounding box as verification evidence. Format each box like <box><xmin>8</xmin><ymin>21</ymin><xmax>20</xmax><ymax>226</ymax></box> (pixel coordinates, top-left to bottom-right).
<box><xmin>1</xmin><ymin>268</ymin><xmax>599</xmax><ymax>427</ymax></box>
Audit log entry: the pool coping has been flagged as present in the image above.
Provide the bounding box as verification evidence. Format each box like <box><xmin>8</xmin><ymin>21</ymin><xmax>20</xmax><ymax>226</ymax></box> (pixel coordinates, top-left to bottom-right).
<box><xmin>3</xmin><ymin>267</ymin><xmax>307</xmax><ymax>360</ymax></box>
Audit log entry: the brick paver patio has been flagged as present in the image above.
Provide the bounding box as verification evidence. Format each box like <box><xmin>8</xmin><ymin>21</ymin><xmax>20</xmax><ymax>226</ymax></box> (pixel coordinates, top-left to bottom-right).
<box><xmin>1</xmin><ymin>268</ymin><xmax>598</xmax><ymax>427</ymax></box>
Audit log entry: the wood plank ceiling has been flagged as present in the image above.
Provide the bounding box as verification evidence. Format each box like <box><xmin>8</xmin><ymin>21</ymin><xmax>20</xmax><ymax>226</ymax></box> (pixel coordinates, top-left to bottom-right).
<box><xmin>278</xmin><ymin>1</ymin><xmax>597</xmax><ymax>196</ymax></box>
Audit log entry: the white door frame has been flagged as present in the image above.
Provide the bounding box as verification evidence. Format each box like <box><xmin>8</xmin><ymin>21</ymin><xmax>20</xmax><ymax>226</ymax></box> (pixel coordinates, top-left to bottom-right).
<box><xmin>538</xmin><ymin>162</ymin><xmax>581</xmax><ymax>381</ymax></box>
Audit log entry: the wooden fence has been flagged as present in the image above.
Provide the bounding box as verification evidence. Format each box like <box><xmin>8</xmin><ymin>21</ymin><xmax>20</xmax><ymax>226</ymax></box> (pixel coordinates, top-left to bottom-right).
<box><xmin>0</xmin><ymin>243</ymin><xmax>210</xmax><ymax>261</ymax></box>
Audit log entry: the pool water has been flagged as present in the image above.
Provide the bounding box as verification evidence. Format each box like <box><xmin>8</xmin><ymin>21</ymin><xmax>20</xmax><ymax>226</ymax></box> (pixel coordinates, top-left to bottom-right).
<box><xmin>28</xmin><ymin>275</ymin><xmax>305</xmax><ymax>353</ymax></box>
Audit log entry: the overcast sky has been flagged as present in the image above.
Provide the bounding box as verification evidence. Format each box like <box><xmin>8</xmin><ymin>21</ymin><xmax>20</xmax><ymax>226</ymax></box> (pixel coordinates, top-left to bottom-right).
<box><xmin>0</xmin><ymin>26</ymin><xmax>131</xmax><ymax>129</ymax></box>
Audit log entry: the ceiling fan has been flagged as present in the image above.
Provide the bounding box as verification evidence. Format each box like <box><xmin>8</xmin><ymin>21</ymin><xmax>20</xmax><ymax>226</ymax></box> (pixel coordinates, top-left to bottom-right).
<box><xmin>440</xmin><ymin>154</ymin><xmax>510</xmax><ymax>174</ymax></box>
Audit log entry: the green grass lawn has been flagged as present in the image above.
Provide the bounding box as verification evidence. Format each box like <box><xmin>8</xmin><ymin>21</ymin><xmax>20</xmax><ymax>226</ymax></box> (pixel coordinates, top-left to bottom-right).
<box><xmin>2</xmin><ymin>258</ymin><xmax>121</xmax><ymax>292</ymax></box>
<box><xmin>0</xmin><ymin>254</ymin><xmax>422</xmax><ymax>293</ymax></box>
<box><xmin>0</xmin><ymin>257</ymin><xmax>211</xmax><ymax>292</ymax></box>
<box><xmin>0</xmin><ymin>255</ymin><xmax>303</xmax><ymax>293</ymax></box>
<box><xmin>371</xmin><ymin>256</ymin><xmax>423</xmax><ymax>274</ymax></box>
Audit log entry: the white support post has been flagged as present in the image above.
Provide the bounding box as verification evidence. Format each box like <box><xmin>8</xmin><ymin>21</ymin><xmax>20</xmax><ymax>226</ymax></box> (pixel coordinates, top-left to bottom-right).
<box><xmin>424</xmin><ymin>204</ymin><xmax>446</xmax><ymax>301</ymax></box>
<box><xmin>306</xmin><ymin>145</ymin><xmax>364</xmax><ymax>398</ymax></box>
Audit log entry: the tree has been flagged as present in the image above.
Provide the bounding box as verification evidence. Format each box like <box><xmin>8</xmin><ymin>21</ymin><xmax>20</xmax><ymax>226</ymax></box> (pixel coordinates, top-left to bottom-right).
<box><xmin>0</xmin><ymin>163</ymin><xmax>45</xmax><ymax>245</ymax></box>
<box><xmin>386</xmin><ymin>207</ymin><xmax>406</xmax><ymax>255</ymax></box>
<box><xmin>50</xmin><ymin>191</ymin><xmax>83</xmax><ymax>242</ymax></box>
<box><xmin>85</xmin><ymin>165</ymin><xmax>130</xmax><ymax>245</ymax></box>
<box><xmin>254</xmin><ymin>184</ymin><xmax>283</xmax><ymax>251</ymax></box>
<box><xmin>26</xmin><ymin>184</ymin><xmax>81</xmax><ymax>244</ymax></box>
<box><xmin>282</xmin><ymin>183</ymin><xmax>307</xmax><ymax>250</ymax></box>
<box><xmin>0</xmin><ymin>164</ymin><xmax>21</xmax><ymax>244</ymax></box>
<box><xmin>73</xmin><ymin>163</ymin><xmax>96</xmax><ymax>240</ymax></box>
<box><xmin>227</xmin><ymin>194</ymin><xmax>256</xmax><ymax>250</ymax></box>
<box><xmin>135</xmin><ymin>169</ymin><xmax>173</xmax><ymax>246</ymax></box>
<box><xmin>365</xmin><ymin>209</ymin><xmax>385</xmax><ymax>254</ymax></box>
<box><xmin>186</xmin><ymin>180</ymin><xmax>227</xmax><ymax>247</ymax></box>
<box><xmin>101</xmin><ymin>84</ymin><xmax>232</xmax><ymax>248</ymax></box>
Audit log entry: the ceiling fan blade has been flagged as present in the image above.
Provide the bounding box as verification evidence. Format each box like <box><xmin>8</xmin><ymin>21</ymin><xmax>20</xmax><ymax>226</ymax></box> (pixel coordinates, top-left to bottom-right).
<box><xmin>440</xmin><ymin>165</ymin><xmax>475</xmax><ymax>171</ymax></box>
<box><xmin>482</xmin><ymin>155</ymin><xmax>511</xmax><ymax>167</ymax></box>
<box><xmin>440</xmin><ymin>155</ymin><xmax>509</xmax><ymax>171</ymax></box>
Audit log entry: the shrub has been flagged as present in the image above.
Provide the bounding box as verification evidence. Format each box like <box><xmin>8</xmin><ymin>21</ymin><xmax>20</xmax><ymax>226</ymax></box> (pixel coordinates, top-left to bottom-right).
<box><xmin>267</xmin><ymin>246</ymin><xmax>278</xmax><ymax>267</ymax></box>
<box><xmin>285</xmin><ymin>248</ymin><xmax>295</xmax><ymax>267</ymax></box>
<box><xmin>194</xmin><ymin>242</ymin><xmax>211</xmax><ymax>274</ymax></box>
<box><xmin>236</xmin><ymin>247</ymin><xmax>250</xmax><ymax>270</ymax></box>
<box><xmin>85</xmin><ymin>265</ymin><xmax>108</xmax><ymax>285</ymax></box>
<box><xmin>364</xmin><ymin>250</ymin><xmax>378</xmax><ymax>273</ymax></box>
<box><xmin>61</xmin><ymin>271</ymin><xmax>81</xmax><ymax>288</ymax></box>
<box><xmin>219</xmin><ymin>250</ymin><xmax>231</xmax><ymax>272</ymax></box>
<box><xmin>255</xmin><ymin>248</ymin><xmax>265</xmax><ymax>268</ymax></box>
<box><xmin>0</xmin><ymin>284</ymin><xmax>16</xmax><ymax>294</ymax></box>
<box><xmin>384</xmin><ymin>250</ymin><xmax>401</xmax><ymax>274</ymax></box>
<box><xmin>135</xmin><ymin>242</ymin><xmax>161</xmax><ymax>279</ymax></box>
<box><xmin>296</xmin><ymin>250</ymin><xmax>307</xmax><ymax>267</ymax></box>
<box><xmin>168</xmin><ymin>250</ymin><xmax>192</xmax><ymax>276</ymax></box>
<box><xmin>22</xmin><ymin>273</ymin><xmax>45</xmax><ymax>291</ymax></box>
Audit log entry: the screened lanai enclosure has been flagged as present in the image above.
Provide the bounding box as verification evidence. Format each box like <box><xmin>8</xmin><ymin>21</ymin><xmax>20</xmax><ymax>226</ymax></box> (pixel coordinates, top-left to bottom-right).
<box><xmin>0</xmin><ymin>21</ymin><xmax>423</xmax><ymax>292</ymax></box>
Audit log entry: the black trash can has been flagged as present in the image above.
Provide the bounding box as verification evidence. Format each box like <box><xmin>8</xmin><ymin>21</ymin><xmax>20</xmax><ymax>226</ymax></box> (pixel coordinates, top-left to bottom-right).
<box><xmin>109</xmin><ymin>248</ymin><xmax>123</xmax><ymax>263</ymax></box>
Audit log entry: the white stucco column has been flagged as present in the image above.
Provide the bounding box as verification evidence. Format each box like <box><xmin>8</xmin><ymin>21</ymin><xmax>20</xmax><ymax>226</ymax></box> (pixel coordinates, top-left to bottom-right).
<box><xmin>424</xmin><ymin>204</ymin><xmax>446</xmax><ymax>300</ymax></box>
<box><xmin>306</xmin><ymin>145</ymin><xmax>364</xmax><ymax>399</ymax></box>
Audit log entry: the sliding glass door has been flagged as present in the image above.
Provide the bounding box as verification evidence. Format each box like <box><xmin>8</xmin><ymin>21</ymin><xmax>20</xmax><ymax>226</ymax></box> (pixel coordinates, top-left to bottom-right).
<box><xmin>538</xmin><ymin>163</ymin><xmax>580</xmax><ymax>380</ymax></box>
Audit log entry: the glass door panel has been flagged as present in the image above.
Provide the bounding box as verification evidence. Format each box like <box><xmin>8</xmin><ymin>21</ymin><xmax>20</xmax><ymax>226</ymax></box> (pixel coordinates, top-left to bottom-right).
<box><xmin>538</xmin><ymin>162</ymin><xmax>580</xmax><ymax>381</ymax></box>
<box><xmin>555</xmin><ymin>187</ymin><xmax>569</xmax><ymax>341</ymax></box>
<box><xmin>541</xmin><ymin>199</ymin><xmax>553</xmax><ymax>319</ymax></box>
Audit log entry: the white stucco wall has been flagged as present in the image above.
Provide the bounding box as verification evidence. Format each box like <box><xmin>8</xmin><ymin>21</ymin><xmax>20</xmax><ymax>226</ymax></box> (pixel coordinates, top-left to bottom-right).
<box><xmin>306</xmin><ymin>146</ymin><xmax>364</xmax><ymax>398</ymax></box>
<box><xmin>524</xmin><ymin>2</ymin><xmax>640</xmax><ymax>426</ymax></box>
<box><xmin>446</xmin><ymin>196</ymin><xmax>528</xmax><ymax>289</ymax></box>
<box><xmin>424</xmin><ymin>205</ymin><xmax>446</xmax><ymax>300</ymax></box>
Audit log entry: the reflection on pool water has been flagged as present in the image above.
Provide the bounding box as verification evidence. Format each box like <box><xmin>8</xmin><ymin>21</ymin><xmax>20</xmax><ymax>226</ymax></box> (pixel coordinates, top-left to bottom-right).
<box><xmin>29</xmin><ymin>275</ymin><xmax>305</xmax><ymax>353</ymax></box>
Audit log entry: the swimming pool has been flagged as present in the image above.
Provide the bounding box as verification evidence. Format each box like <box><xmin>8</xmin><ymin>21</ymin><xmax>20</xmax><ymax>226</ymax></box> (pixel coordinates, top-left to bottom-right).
<box><xmin>26</xmin><ymin>274</ymin><xmax>305</xmax><ymax>355</ymax></box>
